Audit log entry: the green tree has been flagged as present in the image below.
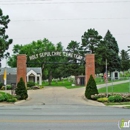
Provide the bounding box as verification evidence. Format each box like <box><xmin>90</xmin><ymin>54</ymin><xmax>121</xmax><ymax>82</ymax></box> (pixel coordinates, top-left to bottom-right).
<box><xmin>95</xmin><ymin>30</ymin><xmax>121</xmax><ymax>74</ymax></box>
<box><xmin>103</xmin><ymin>30</ymin><xmax>121</xmax><ymax>73</ymax></box>
<box><xmin>0</xmin><ymin>8</ymin><xmax>13</xmax><ymax>58</ymax></box>
<box><xmin>8</xmin><ymin>39</ymin><xmax>67</xmax><ymax>85</ymax></box>
<box><xmin>81</xmin><ymin>28</ymin><xmax>102</xmax><ymax>53</ymax></box>
<box><xmin>120</xmin><ymin>49</ymin><xmax>130</xmax><ymax>72</ymax></box>
<box><xmin>85</xmin><ymin>75</ymin><xmax>98</xmax><ymax>99</ymax></box>
<box><xmin>15</xmin><ymin>77</ymin><xmax>28</xmax><ymax>100</ymax></box>
<box><xmin>95</xmin><ymin>40</ymin><xmax>107</xmax><ymax>74</ymax></box>
<box><xmin>66</xmin><ymin>40</ymin><xmax>85</xmax><ymax>76</ymax></box>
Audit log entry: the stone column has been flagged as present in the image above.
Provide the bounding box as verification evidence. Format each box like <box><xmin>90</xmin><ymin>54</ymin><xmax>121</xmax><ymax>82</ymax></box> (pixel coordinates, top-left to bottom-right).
<box><xmin>35</xmin><ymin>75</ymin><xmax>37</xmax><ymax>84</ymax></box>
<box><xmin>39</xmin><ymin>75</ymin><xmax>42</xmax><ymax>85</ymax></box>
<box><xmin>85</xmin><ymin>54</ymin><xmax>95</xmax><ymax>85</ymax></box>
<box><xmin>17</xmin><ymin>54</ymin><xmax>27</xmax><ymax>85</ymax></box>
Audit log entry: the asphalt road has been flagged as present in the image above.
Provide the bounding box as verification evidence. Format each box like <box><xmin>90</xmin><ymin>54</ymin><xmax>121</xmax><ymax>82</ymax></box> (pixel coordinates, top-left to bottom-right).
<box><xmin>0</xmin><ymin>105</ymin><xmax>129</xmax><ymax>130</ymax></box>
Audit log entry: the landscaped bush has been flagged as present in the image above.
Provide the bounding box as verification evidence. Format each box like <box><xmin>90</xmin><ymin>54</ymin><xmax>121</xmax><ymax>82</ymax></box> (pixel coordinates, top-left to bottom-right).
<box><xmin>15</xmin><ymin>77</ymin><xmax>28</xmax><ymax>100</ymax></box>
<box><xmin>85</xmin><ymin>75</ymin><xmax>98</xmax><ymax>99</ymax></box>
<box><xmin>0</xmin><ymin>94</ymin><xmax>5</xmax><ymax>101</ymax></box>
<box><xmin>108</xmin><ymin>95</ymin><xmax>122</xmax><ymax>102</ymax></box>
<box><xmin>97</xmin><ymin>97</ymin><xmax>108</xmax><ymax>102</ymax></box>
<box><xmin>6</xmin><ymin>85</ymin><xmax>12</xmax><ymax>90</ymax></box>
<box><xmin>27</xmin><ymin>82</ymin><xmax>35</xmax><ymax>88</ymax></box>
<box><xmin>91</xmin><ymin>93</ymin><xmax>130</xmax><ymax>102</ymax></box>
<box><xmin>14</xmin><ymin>95</ymin><xmax>21</xmax><ymax>100</ymax></box>
<box><xmin>7</xmin><ymin>98</ymin><xmax>17</xmax><ymax>102</ymax></box>
<box><xmin>122</xmin><ymin>97</ymin><xmax>130</xmax><ymax>102</ymax></box>
<box><xmin>0</xmin><ymin>92</ymin><xmax>17</xmax><ymax>102</ymax></box>
<box><xmin>91</xmin><ymin>93</ymin><xmax>107</xmax><ymax>100</ymax></box>
<box><xmin>0</xmin><ymin>82</ymin><xmax>3</xmax><ymax>89</ymax></box>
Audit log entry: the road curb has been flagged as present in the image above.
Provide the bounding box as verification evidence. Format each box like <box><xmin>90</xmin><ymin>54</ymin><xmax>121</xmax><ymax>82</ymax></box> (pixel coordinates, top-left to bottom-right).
<box><xmin>82</xmin><ymin>95</ymin><xmax>106</xmax><ymax>106</ymax></box>
<box><xmin>14</xmin><ymin>97</ymin><xmax>31</xmax><ymax>105</ymax></box>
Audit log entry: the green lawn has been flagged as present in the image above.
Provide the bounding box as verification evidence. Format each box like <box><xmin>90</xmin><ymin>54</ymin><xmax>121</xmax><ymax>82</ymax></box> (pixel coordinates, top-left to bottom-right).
<box><xmin>98</xmin><ymin>82</ymin><xmax>130</xmax><ymax>93</ymax></box>
<box><xmin>125</xmin><ymin>106</ymin><xmax>130</xmax><ymax>109</ymax></box>
<box><xmin>104</xmin><ymin>102</ymin><xmax>130</xmax><ymax>106</ymax></box>
<box><xmin>42</xmin><ymin>77</ymin><xmax>130</xmax><ymax>89</ymax></box>
<box><xmin>42</xmin><ymin>79</ymin><xmax>84</xmax><ymax>89</ymax></box>
<box><xmin>95</xmin><ymin>77</ymin><xmax>130</xmax><ymax>85</ymax></box>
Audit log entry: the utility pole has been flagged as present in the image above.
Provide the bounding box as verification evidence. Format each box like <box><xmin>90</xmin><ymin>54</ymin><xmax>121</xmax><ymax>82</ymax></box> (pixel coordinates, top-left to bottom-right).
<box><xmin>105</xmin><ymin>59</ymin><xmax>108</xmax><ymax>97</ymax></box>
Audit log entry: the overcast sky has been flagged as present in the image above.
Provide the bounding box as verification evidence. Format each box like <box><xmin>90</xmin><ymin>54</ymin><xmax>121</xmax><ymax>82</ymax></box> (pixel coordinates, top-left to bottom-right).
<box><xmin>1</xmin><ymin>0</ymin><xmax>130</xmax><ymax>67</ymax></box>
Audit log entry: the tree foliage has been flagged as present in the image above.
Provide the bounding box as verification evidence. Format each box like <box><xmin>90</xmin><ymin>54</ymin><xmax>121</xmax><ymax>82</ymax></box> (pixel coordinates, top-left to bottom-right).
<box><xmin>95</xmin><ymin>30</ymin><xmax>121</xmax><ymax>74</ymax></box>
<box><xmin>0</xmin><ymin>8</ymin><xmax>13</xmax><ymax>58</ymax></box>
<box><xmin>103</xmin><ymin>30</ymin><xmax>121</xmax><ymax>72</ymax></box>
<box><xmin>66</xmin><ymin>40</ymin><xmax>85</xmax><ymax>76</ymax></box>
<box><xmin>81</xmin><ymin>28</ymin><xmax>102</xmax><ymax>53</ymax></box>
<box><xmin>120</xmin><ymin>49</ymin><xmax>130</xmax><ymax>71</ymax></box>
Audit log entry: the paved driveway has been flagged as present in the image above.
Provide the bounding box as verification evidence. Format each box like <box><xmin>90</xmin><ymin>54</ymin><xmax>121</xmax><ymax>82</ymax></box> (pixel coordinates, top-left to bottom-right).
<box><xmin>18</xmin><ymin>87</ymin><xmax>89</xmax><ymax>106</ymax></box>
<box><xmin>14</xmin><ymin>86</ymin><xmax>103</xmax><ymax>106</ymax></box>
<box><xmin>18</xmin><ymin>80</ymin><xmax>130</xmax><ymax>106</ymax></box>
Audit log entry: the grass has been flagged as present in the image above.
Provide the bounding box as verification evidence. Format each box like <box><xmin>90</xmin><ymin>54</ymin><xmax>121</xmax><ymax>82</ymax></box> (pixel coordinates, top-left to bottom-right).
<box><xmin>95</xmin><ymin>77</ymin><xmax>130</xmax><ymax>85</ymax></box>
<box><xmin>125</xmin><ymin>106</ymin><xmax>130</xmax><ymax>109</ymax></box>
<box><xmin>104</xmin><ymin>102</ymin><xmax>130</xmax><ymax>106</ymax></box>
<box><xmin>98</xmin><ymin>82</ymin><xmax>130</xmax><ymax>93</ymax></box>
<box><xmin>42</xmin><ymin>76</ymin><xmax>130</xmax><ymax>89</ymax></box>
<box><xmin>42</xmin><ymin>79</ymin><xmax>84</xmax><ymax>89</ymax></box>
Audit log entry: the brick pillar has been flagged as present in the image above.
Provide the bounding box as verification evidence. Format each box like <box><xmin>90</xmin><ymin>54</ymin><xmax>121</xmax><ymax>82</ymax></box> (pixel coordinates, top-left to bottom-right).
<box><xmin>85</xmin><ymin>54</ymin><xmax>95</xmax><ymax>85</ymax></box>
<box><xmin>17</xmin><ymin>54</ymin><xmax>27</xmax><ymax>85</ymax></box>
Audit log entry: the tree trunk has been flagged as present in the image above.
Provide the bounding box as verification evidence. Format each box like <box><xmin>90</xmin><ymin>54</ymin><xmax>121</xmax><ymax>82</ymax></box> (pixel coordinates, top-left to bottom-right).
<box><xmin>48</xmin><ymin>71</ymin><xmax>52</xmax><ymax>85</ymax></box>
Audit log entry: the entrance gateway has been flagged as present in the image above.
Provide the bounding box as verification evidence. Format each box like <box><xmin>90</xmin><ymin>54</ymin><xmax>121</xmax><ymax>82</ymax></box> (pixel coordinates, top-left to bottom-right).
<box><xmin>17</xmin><ymin>51</ymin><xmax>95</xmax><ymax>86</ymax></box>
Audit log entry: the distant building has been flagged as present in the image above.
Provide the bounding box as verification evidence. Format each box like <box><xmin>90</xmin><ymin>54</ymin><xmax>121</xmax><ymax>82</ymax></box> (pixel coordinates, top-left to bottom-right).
<box><xmin>0</xmin><ymin>67</ymin><xmax>42</xmax><ymax>85</ymax></box>
<box><xmin>111</xmin><ymin>71</ymin><xmax>120</xmax><ymax>80</ymax></box>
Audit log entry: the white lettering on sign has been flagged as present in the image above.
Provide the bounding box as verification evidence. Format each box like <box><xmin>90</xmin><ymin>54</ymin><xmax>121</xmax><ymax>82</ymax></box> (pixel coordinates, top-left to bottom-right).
<box><xmin>29</xmin><ymin>52</ymin><xmax>83</xmax><ymax>60</ymax></box>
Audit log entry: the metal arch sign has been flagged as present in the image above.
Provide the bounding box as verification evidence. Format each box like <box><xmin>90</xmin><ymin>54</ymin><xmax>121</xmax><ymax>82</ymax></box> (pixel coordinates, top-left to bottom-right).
<box><xmin>29</xmin><ymin>51</ymin><xmax>83</xmax><ymax>61</ymax></box>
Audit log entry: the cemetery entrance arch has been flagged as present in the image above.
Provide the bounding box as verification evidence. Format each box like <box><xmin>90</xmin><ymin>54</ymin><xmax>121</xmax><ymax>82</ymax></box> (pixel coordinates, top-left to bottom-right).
<box><xmin>16</xmin><ymin>52</ymin><xmax>95</xmax><ymax>86</ymax></box>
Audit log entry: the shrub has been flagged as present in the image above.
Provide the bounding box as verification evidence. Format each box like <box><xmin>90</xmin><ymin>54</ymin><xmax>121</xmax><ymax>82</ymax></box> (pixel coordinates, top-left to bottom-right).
<box><xmin>108</xmin><ymin>95</ymin><xmax>122</xmax><ymax>102</ymax></box>
<box><xmin>97</xmin><ymin>97</ymin><xmax>108</xmax><ymax>102</ymax></box>
<box><xmin>0</xmin><ymin>82</ymin><xmax>3</xmax><ymax>89</ymax></box>
<box><xmin>108</xmin><ymin>96</ymin><xmax>115</xmax><ymax>102</ymax></box>
<box><xmin>3</xmin><ymin>93</ymin><xmax>10</xmax><ymax>101</ymax></box>
<box><xmin>0</xmin><ymin>92</ymin><xmax>17</xmax><ymax>102</ymax></box>
<box><xmin>6</xmin><ymin>85</ymin><xmax>12</xmax><ymax>90</ymax></box>
<box><xmin>15</xmin><ymin>77</ymin><xmax>28</xmax><ymax>100</ymax></box>
<box><xmin>85</xmin><ymin>75</ymin><xmax>98</xmax><ymax>99</ymax></box>
<box><xmin>27</xmin><ymin>82</ymin><xmax>35</xmax><ymax>88</ymax></box>
<box><xmin>7</xmin><ymin>98</ymin><xmax>17</xmax><ymax>102</ymax></box>
<box><xmin>14</xmin><ymin>95</ymin><xmax>21</xmax><ymax>100</ymax></box>
<box><xmin>91</xmin><ymin>93</ymin><xmax>106</xmax><ymax>100</ymax></box>
<box><xmin>114</xmin><ymin>95</ymin><xmax>123</xmax><ymax>102</ymax></box>
<box><xmin>0</xmin><ymin>94</ymin><xmax>5</xmax><ymax>102</ymax></box>
<box><xmin>122</xmin><ymin>97</ymin><xmax>130</xmax><ymax>102</ymax></box>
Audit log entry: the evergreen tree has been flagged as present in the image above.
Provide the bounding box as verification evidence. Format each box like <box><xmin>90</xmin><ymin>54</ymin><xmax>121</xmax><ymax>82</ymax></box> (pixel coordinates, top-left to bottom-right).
<box><xmin>104</xmin><ymin>30</ymin><xmax>121</xmax><ymax>72</ymax></box>
<box><xmin>120</xmin><ymin>49</ymin><xmax>130</xmax><ymax>72</ymax></box>
<box><xmin>85</xmin><ymin>75</ymin><xmax>98</xmax><ymax>99</ymax></box>
<box><xmin>81</xmin><ymin>28</ymin><xmax>102</xmax><ymax>53</ymax></box>
<box><xmin>0</xmin><ymin>8</ymin><xmax>13</xmax><ymax>58</ymax></box>
<box><xmin>15</xmin><ymin>78</ymin><xmax>28</xmax><ymax>100</ymax></box>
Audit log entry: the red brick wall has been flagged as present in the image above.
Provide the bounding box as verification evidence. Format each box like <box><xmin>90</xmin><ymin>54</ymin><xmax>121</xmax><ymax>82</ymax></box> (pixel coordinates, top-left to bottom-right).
<box><xmin>85</xmin><ymin>54</ymin><xmax>95</xmax><ymax>85</ymax></box>
<box><xmin>17</xmin><ymin>54</ymin><xmax>27</xmax><ymax>85</ymax></box>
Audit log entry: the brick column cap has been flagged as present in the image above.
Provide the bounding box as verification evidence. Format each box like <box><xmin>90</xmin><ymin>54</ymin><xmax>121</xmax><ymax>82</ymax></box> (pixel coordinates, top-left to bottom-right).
<box><xmin>17</xmin><ymin>54</ymin><xmax>27</xmax><ymax>56</ymax></box>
